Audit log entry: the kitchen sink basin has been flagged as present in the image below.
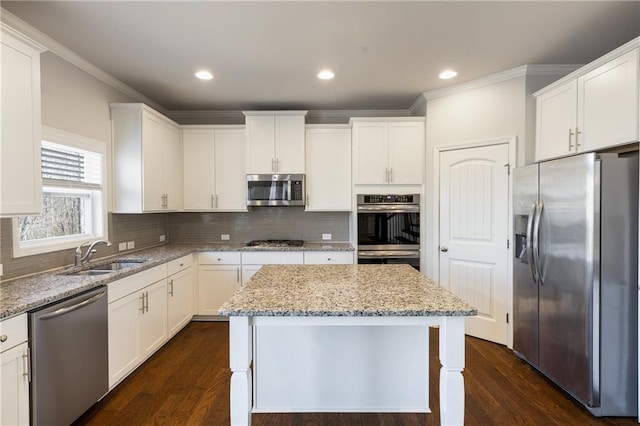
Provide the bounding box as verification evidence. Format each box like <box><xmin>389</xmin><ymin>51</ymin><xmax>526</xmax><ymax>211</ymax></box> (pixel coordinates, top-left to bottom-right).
<box><xmin>65</xmin><ymin>259</ymin><xmax>147</xmax><ymax>276</ymax></box>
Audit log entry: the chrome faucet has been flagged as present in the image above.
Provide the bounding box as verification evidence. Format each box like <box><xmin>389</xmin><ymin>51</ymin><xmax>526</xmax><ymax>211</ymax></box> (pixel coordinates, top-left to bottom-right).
<box><xmin>75</xmin><ymin>240</ymin><xmax>112</xmax><ymax>267</ymax></box>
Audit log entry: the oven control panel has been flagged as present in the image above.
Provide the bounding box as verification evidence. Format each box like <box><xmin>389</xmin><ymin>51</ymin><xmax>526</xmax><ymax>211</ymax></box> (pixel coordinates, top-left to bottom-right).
<box><xmin>358</xmin><ymin>194</ymin><xmax>420</xmax><ymax>204</ymax></box>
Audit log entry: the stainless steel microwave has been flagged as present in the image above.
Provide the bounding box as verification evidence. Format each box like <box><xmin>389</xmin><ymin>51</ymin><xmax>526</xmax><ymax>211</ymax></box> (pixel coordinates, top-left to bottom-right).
<box><xmin>246</xmin><ymin>174</ymin><xmax>305</xmax><ymax>207</ymax></box>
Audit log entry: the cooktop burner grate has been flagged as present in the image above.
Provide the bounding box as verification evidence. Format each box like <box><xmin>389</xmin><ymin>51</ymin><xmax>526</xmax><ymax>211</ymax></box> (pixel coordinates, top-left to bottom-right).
<box><xmin>246</xmin><ymin>239</ymin><xmax>304</xmax><ymax>248</ymax></box>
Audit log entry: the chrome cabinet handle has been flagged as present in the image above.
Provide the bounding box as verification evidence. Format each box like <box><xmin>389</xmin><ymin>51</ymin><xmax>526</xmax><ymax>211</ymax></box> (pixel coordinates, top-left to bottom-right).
<box><xmin>440</xmin><ymin>247</ymin><xmax>448</xmax><ymax>252</ymax></box>
<box><xmin>22</xmin><ymin>348</ymin><xmax>30</xmax><ymax>380</ymax></box>
<box><xmin>236</xmin><ymin>267</ymin><xmax>240</xmax><ymax>283</ymax></box>
<box><xmin>211</xmin><ymin>194</ymin><xmax>214</xmax><ymax>209</ymax></box>
<box><xmin>276</xmin><ymin>158</ymin><xmax>279</xmax><ymax>172</ymax></box>
<box><xmin>272</xmin><ymin>158</ymin><xmax>275</xmax><ymax>172</ymax></box>
<box><xmin>169</xmin><ymin>279</ymin><xmax>174</xmax><ymax>297</ymax></box>
<box><xmin>140</xmin><ymin>293</ymin><xmax>145</xmax><ymax>313</ymax></box>
<box><xmin>575</xmin><ymin>127</ymin><xmax>581</xmax><ymax>147</ymax></box>
<box><xmin>568</xmin><ymin>128</ymin><xmax>575</xmax><ymax>150</ymax></box>
<box><xmin>0</xmin><ymin>335</ymin><xmax>7</xmax><ymax>343</ymax></box>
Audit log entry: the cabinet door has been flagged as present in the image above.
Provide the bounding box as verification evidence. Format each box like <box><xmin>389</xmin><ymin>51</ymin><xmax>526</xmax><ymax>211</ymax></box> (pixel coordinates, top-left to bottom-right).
<box><xmin>167</xmin><ymin>268</ymin><xmax>194</xmax><ymax>337</ymax></box>
<box><xmin>198</xmin><ymin>265</ymin><xmax>241</xmax><ymax>315</ymax></box>
<box><xmin>578</xmin><ymin>48</ymin><xmax>639</xmax><ymax>152</ymax></box>
<box><xmin>535</xmin><ymin>80</ymin><xmax>578</xmax><ymax>162</ymax></box>
<box><xmin>305</xmin><ymin>128</ymin><xmax>352</xmax><ymax>211</ymax></box>
<box><xmin>140</xmin><ymin>279</ymin><xmax>168</xmax><ymax>358</ymax></box>
<box><xmin>108</xmin><ymin>292</ymin><xmax>143</xmax><ymax>387</ymax></box>
<box><xmin>353</xmin><ymin>122</ymin><xmax>388</xmax><ymax>184</ymax></box>
<box><xmin>388</xmin><ymin>122</ymin><xmax>424</xmax><ymax>185</ymax></box>
<box><xmin>142</xmin><ymin>113</ymin><xmax>165</xmax><ymax>211</ymax></box>
<box><xmin>0</xmin><ymin>343</ymin><xmax>29</xmax><ymax>426</ymax></box>
<box><xmin>183</xmin><ymin>129</ymin><xmax>215</xmax><ymax>210</ymax></box>
<box><xmin>241</xmin><ymin>265</ymin><xmax>262</xmax><ymax>285</ymax></box>
<box><xmin>275</xmin><ymin>115</ymin><xmax>305</xmax><ymax>173</ymax></box>
<box><xmin>163</xmin><ymin>123</ymin><xmax>182</xmax><ymax>210</ymax></box>
<box><xmin>1</xmin><ymin>32</ymin><xmax>42</xmax><ymax>217</ymax></box>
<box><xmin>215</xmin><ymin>129</ymin><xmax>247</xmax><ymax>210</ymax></box>
<box><xmin>246</xmin><ymin>115</ymin><xmax>276</xmax><ymax>174</ymax></box>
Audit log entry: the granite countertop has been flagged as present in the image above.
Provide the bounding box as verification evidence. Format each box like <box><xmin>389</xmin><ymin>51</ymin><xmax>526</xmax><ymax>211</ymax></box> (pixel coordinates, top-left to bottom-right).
<box><xmin>218</xmin><ymin>264</ymin><xmax>477</xmax><ymax>317</ymax></box>
<box><xmin>0</xmin><ymin>242</ymin><xmax>353</xmax><ymax>320</ymax></box>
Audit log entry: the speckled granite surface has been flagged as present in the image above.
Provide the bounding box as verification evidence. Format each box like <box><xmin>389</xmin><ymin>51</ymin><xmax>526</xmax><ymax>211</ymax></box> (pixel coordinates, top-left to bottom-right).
<box><xmin>218</xmin><ymin>264</ymin><xmax>477</xmax><ymax>317</ymax></box>
<box><xmin>0</xmin><ymin>242</ymin><xmax>353</xmax><ymax>319</ymax></box>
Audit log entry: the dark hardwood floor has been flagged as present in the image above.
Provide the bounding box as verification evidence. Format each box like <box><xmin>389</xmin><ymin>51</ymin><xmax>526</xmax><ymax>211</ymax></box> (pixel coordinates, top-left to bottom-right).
<box><xmin>75</xmin><ymin>322</ymin><xmax>637</xmax><ymax>426</ymax></box>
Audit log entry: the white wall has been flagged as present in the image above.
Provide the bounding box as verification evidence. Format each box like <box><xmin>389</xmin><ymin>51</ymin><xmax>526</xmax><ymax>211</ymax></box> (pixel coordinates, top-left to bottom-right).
<box><xmin>40</xmin><ymin>52</ymin><xmax>135</xmax><ymax>142</ymax></box>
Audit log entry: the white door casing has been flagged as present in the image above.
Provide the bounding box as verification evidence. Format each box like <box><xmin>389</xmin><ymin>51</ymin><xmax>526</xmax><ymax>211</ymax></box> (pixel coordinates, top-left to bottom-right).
<box><xmin>439</xmin><ymin>143</ymin><xmax>510</xmax><ymax>344</ymax></box>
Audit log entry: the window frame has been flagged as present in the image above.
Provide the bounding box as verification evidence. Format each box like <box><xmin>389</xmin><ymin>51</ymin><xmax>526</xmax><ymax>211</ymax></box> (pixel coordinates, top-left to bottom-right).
<box><xmin>12</xmin><ymin>126</ymin><xmax>108</xmax><ymax>258</ymax></box>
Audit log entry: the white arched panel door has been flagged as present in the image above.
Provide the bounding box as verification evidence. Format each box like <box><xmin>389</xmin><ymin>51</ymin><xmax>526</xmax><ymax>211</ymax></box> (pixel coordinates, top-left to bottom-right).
<box><xmin>439</xmin><ymin>143</ymin><xmax>509</xmax><ymax>344</ymax></box>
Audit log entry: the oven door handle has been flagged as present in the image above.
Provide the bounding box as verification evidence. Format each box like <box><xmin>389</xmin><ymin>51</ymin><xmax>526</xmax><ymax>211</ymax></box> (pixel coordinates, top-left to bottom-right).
<box><xmin>357</xmin><ymin>205</ymin><xmax>420</xmax><ymax>213</ymax></box>
<box><xmin>358</xmin><ymin>251</ymin><xmax>420</xmax><ymax>259</ymax></box>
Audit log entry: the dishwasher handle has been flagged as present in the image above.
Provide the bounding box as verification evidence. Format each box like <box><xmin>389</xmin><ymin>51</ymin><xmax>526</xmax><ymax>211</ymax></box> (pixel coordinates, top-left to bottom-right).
<box><xmin>39</xmin><ymin>289</ymin><xmax>107</xmax><ymax>321</ymax></box>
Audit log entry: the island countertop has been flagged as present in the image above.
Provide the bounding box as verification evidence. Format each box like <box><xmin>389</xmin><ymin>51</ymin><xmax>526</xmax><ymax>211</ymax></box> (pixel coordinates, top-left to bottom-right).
<box><xmin>218</xmin><ymin>264</ymin><xmax>477</xmax><ymax>317</ymax></box>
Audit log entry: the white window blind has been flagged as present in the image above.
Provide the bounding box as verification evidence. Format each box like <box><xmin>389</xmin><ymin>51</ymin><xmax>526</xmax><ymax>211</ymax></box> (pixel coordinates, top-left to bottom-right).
<box><xmin>41</xmin><ymin>141</ymin><xmax>102</xmax><ymax>188</ymax></box>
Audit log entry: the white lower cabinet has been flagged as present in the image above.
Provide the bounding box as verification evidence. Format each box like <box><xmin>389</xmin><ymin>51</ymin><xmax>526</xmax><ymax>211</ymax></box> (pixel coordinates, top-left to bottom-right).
<box><xmin>0</xmin><ymin>314</ymin><xmax>29</xmax><ymax>426</ymax></box>
<box><xmin>167</xmin><ymin>255</ymin><xmax>194</xmax><ymax>337</ymax></box>
<box><xmin>107</xmin><ymin>265</ymin><xmax>168</xmax><ymax>388</ymax></box>
<box><xmin>241</xmin><ymin>252</ymin><xmax>304</xmax><ymax>285</ymax></box>
<box><xmin>198</xmin><ymin>252</ymin><xmax>242</xmax><ymax>315</ymax></box>
<box><xmin>303</xmin><ymin>251</ymin><xmax>354</xmax><ymax>265</ymax></box>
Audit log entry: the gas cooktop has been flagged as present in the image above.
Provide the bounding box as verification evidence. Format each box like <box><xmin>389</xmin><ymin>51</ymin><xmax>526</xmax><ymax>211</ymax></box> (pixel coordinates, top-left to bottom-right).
<box><xmin>246</xmin><ymin>239</ymin><xmax>304</xmax><ymax>248</ymax></box>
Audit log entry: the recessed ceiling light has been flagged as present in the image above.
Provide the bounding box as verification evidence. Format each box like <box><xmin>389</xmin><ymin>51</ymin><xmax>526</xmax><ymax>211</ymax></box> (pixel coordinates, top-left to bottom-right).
<box><xmin>439</xmin><ymin>70</ymin><xmax>458</xmax><ymax>80</ymax></box>
<box><xmin>317</xmin><ymin>70</ymin><xmax>335</xmax><ymax>80</ymax></box>
<box><xmin>195</xmin><ymin>70</ymin><xmax>213</xmax><ymax>80</ymax></box>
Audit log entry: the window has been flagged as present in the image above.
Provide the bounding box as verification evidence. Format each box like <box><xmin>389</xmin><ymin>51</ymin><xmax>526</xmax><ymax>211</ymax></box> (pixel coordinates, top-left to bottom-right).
<box><xmin>13</xmin><ymin>127</ymin><xmax>107</xmax><ymax>257</ymax></box>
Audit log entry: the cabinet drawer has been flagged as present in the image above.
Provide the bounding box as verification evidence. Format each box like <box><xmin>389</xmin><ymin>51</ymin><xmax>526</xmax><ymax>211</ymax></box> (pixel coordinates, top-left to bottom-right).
<box><xmin>304</xmin><ymin>251</ymin><xmax>354</xmax><ymax>265</ymax></box>
<box><xmin>198</xmin><ymin>252</ymin><xmax>241</xmax><ymax>265</ymax></box>
<box><xmin>241</xmin><ymin>251</ymin><xmax>304</xmax><ymax>265</ymax></box>
<box><xmin>108</xmin><ymin>264</ymin><xmax>167</xmax><ymax>303</ymax></box>
<box><xmin>0</xmin><ymin>313</ymin><xmax>27</xmax><ymax>352</ymax></box>
<box><xmin>167</xmin><ymin>254</ymin><xmax>192</xmax><ymax>276</ymax></box>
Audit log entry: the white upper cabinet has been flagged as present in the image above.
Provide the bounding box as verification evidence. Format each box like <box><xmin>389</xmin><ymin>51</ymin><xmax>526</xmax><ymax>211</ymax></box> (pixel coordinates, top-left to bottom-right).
<box><xmin>245</xmin><ymin>111</ymin><xmax>306</xmax><ymax>174</ymax></box>
<box><xmin>182</xmin><ymin>126</ymin><xmax>246</xmax><ymax>211</ymax></box>
<box><xmin>351</xmin><ymin>118</ymin><xmax>425</xmax><ymax>185</ymax></box>
<box><xmin>0</xmin><ymin>25</ymin><xmax>45</xmax><ymax>217</ymax></box>
<box><xmin>536</xmin><ymin>43</ymin><xmax>639</xmax><ymax>162</ymax></box>
<box><xmin>110</xmin><ymin>103</ymin><xmax>183</xmax><ymax>213</ymax></box>
<box><xmin>577</xmin><ymin>48</ymin><xmax>639</xmax><ymax>152</ymax></box>
<box><xmin>305</xmin><ymin>126</ymin><xmax>352</xmax><ymax>211</ymax></box>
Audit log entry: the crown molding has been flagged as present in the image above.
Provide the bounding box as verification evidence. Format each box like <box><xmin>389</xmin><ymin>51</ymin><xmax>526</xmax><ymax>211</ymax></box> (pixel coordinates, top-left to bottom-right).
<box><xmin>0</xmin><ymin>8</ymin><xmax>166</xmax><ymax>113</ymax></box>
<box><xmin>423</xmin><ymin>64</ymin><xmax>582</xmax><ymax>101</ymax></box>
<box><xmin>0</xmin><ymin>21</ymin><xmax>46</xmax><ymax>52</ymax></box>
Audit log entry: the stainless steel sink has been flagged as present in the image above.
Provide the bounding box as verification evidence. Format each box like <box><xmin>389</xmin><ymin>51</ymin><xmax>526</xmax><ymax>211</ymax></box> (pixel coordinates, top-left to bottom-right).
<box><xmin>65</xmin><ymin>259</ymin><xmax>146</xmax><ymax>276</ymax></box>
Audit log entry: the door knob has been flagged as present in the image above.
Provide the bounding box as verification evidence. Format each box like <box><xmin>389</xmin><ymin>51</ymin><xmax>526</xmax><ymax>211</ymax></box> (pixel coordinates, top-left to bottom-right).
<box><xmin>440</xmin><ymin>247</ymin><xmax>448</xmax><ymax>252</ymax></box>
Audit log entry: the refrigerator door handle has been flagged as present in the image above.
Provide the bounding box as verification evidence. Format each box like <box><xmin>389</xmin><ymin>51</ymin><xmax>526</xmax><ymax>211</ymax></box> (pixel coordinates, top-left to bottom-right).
<box><xmin>532</xmin><ymin>200</ymin><xmax>544</xmax><ymax>285</ymax></box>
<box><xmin>526</xmin><ymin>203</ymin><xmax>538</xmax><ymax>283</ymax></box>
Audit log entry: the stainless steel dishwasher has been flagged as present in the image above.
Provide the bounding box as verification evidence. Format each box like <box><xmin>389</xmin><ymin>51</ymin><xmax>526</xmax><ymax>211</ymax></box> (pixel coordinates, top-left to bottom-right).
<box><xmin>29</xmin><ymin>286</ymin><xmax>108</xmax><ymax>425</ymax></box>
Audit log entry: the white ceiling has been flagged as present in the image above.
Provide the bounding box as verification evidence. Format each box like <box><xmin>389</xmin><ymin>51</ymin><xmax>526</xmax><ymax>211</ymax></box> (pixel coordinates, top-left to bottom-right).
<box><xmin>3</xmin><ymin>1</ymin><xmax>640</xmax><ymax>113</ymax></box>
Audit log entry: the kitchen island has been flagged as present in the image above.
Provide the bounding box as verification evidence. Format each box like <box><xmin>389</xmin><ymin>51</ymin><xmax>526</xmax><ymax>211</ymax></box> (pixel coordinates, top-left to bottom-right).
<box><xmin>219</xmin><ymin>264</ymin><xmax>477</xmax><ymax>426</ymax></box>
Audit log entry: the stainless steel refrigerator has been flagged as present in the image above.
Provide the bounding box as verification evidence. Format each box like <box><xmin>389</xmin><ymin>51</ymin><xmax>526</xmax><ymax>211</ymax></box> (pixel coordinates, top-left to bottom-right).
<box><xmin>513</xmin><ymin>152</ymin><xmax>638</xmax><ymax>416</ymax></box>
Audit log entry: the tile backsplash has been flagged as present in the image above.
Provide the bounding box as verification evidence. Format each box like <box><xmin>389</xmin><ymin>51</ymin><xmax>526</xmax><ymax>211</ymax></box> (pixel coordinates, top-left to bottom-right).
<box><xmin>0</xmin><ymin>208</ymin><xmax>351</xmax><ymax>281</ymax></box>
<box><xmin>0</xmin><ymin>213</ymin><xmax>169</xmax><ymax>281</ymax></box>
<box><xmin>168</xmin><ymin>208</ymin><xmax>350</xmax><ymax>243</ymax></box>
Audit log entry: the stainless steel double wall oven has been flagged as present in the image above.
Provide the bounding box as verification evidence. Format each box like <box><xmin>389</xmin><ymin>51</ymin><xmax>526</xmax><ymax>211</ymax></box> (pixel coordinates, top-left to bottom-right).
<box><xmin>357</xmin><ymin>194</ymin><xmax>420</xmax><ymax>270</ymax></box>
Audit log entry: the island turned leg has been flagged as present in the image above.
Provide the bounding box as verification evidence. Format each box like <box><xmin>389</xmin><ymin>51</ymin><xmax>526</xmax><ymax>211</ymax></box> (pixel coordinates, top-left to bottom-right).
<box><xmin>439</xmin><ymin>317</ymin><xmax>465</xmax><ymax>426</ymax></box>
<box><xmin>229</xmin><ymin>316</ymin><xmax>252</xmax><ymax>426</ymax></box>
